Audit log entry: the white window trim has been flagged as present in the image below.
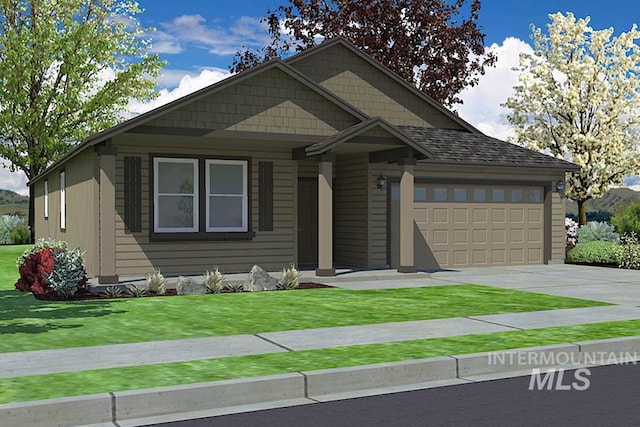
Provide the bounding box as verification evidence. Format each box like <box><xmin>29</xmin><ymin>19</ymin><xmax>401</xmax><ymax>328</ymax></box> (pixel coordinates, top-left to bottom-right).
<box><xmin>205</xmin><ymin>159</ymin><xmax>248</xmax><ymax>232</ymax></box>
<box><xmin>153</xmin><ymin>157</ymin><xmax>199</xmax><ymax>233</ymax></box>
<box><xmin>59</xmin><ymin>172</ymin><xmax>66</xmax><ymax>230</ymax></box>
<box><xmin>44</xmin><ymin>180</ymin><xmax>49</xmax><ymax>219</ymax></box>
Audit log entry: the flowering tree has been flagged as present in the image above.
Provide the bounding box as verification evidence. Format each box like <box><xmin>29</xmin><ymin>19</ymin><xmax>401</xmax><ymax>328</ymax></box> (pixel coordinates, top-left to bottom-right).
<box><xmin>504</xmin><ymin>12</ymin><xmax>640</xmax><ymax>225</ymax></box>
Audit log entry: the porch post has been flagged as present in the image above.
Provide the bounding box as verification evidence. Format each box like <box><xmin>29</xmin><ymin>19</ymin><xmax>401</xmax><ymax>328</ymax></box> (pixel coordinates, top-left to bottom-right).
<box><xmin>316</xmin><ymin>155</ymin><xmax>335</xmax><ymax>276</ymax></box>
<box><xmin>96</xmin><ymin>143</ymin><xmax>119</xmax><ymax>284</ymax></box>
<box><xmin>398</xmin><ymin>159</ymin><xmax>417</xmax><ymax>273</ymax></box>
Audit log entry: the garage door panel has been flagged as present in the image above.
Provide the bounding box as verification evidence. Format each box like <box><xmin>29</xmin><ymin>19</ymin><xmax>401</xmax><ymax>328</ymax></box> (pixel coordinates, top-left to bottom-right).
<box><xmin>433</xmin><ymin>208</ymin><xmax>448</xmax><ymax>223</ymax></box>
<box><xmin>528</xmin><ymin>228</ymin><xmax>542</xmax><ymax>242</ymax></box>
<box><xmin>492</xmin><ymin>208</ymin><xmax>507</xmax><ymax>222</ymax></box>
<box><xmin>453</xmin><ymin>251</ymin><xmax>469</xmax><ymax>265</ymax></box>
<box><xmin>528</xmin><ymin>208</ymin><xmax>542</xmax><ymax>223</ymax></box>
<box><xmin>433</xmin><ymin>229</ymin><xmax>448</xmax><ymax>244</ymax></box>
<box><xmin>510</xmin><ymin>228</ymin><xmax>524</xmax><ymax>243</ymax></box>
<box><xmin>492</xmin><ymin>249</ymin><xmax>506</xmax><ymax>263</ymax></box>
<box><xmin>473</xmin><ymin>229</ymin><xmax>487</xmax><ymax>243</ymax></box>
<box><xmin>510</xmin><ymin>248</ymin><xmax>524</xmax><ymax>263</ymax></box>
<box><xmin>473</xmin><ymin>250</ymin><xmax>488</xmax><ymax>265</ymax></box>
<box><xmin>453</xmin><ymin>229</ymin><xmax>468</xmax><ymax>244</ymax></box>
<box><xmin>528</xmin><ymin>248</ymin><xmax>542</xmax><ymax>263</ymax></box>
<box><xmin>414</xmin><ymin>208</ymin><xmax>428</xmax><ymax>223</ymax></box>
<box><xmin>453</xmin><ymin>209</ymin><xmax>468</xmax><ymax>223</ymax></box>
<box><xmin>492</xmin><ymin>229</ymin><xmax>506</xmax><ymax>243</ymax></box>
<box><xmin>473</xmin><ymin>208</ymin><xmax>488</xmax><ymax>223</ymax></box>
<box><xmin>510</xmin><ymin>208</ymin><xmax>525</xmax><ymax>223</ymax></box>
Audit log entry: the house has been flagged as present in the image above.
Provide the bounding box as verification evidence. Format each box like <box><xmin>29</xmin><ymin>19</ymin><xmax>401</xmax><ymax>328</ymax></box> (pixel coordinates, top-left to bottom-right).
<box><xmin>29</xmin><ymin>38</ymin><xmax>577</xmax><ymax>284</ymax></box>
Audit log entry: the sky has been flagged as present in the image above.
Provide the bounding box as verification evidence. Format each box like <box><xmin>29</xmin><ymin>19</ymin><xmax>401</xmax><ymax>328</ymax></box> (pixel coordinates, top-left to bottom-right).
<box><xmin>4</xmin><ymin>0</ymin><xmax>640</xmax><ymax>195</ymax></box>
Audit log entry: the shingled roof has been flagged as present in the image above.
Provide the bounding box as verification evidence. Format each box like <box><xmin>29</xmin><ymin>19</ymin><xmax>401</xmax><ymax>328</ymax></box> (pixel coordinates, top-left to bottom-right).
<box><xmin>399</xmin><ymin>127</ymin><xmax>578</xmax><ymax>170</ymax></box>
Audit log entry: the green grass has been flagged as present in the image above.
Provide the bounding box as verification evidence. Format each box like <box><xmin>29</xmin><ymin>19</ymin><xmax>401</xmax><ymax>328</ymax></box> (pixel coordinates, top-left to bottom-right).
<box><xmin>3</xmin><ymin>318</ymin><xmax>640</xmax><ymax>404</ymax></box>
<box><xmin>0</xmin><ymin>246</ymin><xmax>608</xmax><ymax>352</ymax></box>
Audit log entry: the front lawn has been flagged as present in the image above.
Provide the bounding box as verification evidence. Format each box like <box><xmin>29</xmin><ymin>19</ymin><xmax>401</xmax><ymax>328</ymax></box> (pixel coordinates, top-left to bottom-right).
<box><xmin>0</xmin><ymin>244</ymin><xmax>610</xmax><ymax>353</ymax></box>
<box><xmin>3</xmin><ymin>318</ymin><xmax>640</xmax><ymax>404</ymax></box>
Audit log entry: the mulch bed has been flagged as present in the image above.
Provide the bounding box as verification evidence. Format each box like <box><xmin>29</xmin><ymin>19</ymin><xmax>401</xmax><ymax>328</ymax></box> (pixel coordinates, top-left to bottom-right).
<box><xmin>32</xmin><ymin>282</ymin><xmax>333</xmax><ymax>301</ymax></box>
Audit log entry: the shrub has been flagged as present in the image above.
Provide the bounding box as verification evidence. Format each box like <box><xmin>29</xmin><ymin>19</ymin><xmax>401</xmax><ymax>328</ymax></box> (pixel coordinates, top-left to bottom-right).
<box><xmin>613</xmin><ymin>234</ymin><xmax>640</xmax><ymax>270</ymax></box>
<box><xmin>44</xmin><ymin>248</ymin><xmax>88</xmax><ymax>299</ymax></box>
<box><xmin>145</xmin><ymin>269</ymin><xmax>166</xmax><ymax>294</ymax></box>
<box><xmin>611</xmin><ymin>201</ymin><xmax>640</xmax><ymax>237</ymax></box>
<box><xmin>10</xmin><ymin>225</ymin><xmax>30</xmax><ymax>244</ymax></box>
<box><xmin>127</xmin><ymin>285</ymin><xmax>147</xmax><ymax>297</ymax></box>
<box><xmin>565</xmin><ymin>217</ymin><xmax>578</xmax><ymax>246</ymax></box>
<box><xmin>0</xmin><ymin>215</ymin><xmax>25</xmax><ymax>244</ymax></box>
<box><xmin>203</xmin><ymin>267</ymin><xmax>224</xmax><ymax>293</ymax></box>
<box><xmin>226</xmin><ymin>282</ymin><xmax>244</xmax><ymax>293</ymax></box>
<box><xmin>277</xmin><ymin>264</ymin><xmax>300</xmax><ymax>290</ymax></box>
<box><xmin>102</xmin><ymin>286</ymin><xmax>124</xmax><ymax>298</ymax></box>
<box><xmin>566</xmin><ymin>241</ymin><xmax>619</xmax><ymax>265</ymax></box>
<box><xmin>576</xmin><ymin>221</ymin><xmax>619</xmax><ymax>244</ymax></box>
<box><xmin>15</xmin><ymin>239</ymin><xmax>87</xmax><ymax>297</ymax></box>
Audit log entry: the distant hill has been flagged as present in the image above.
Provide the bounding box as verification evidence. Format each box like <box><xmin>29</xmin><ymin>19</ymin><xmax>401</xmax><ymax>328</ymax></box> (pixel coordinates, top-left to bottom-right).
<box><xmin>0</xmin><ymin>189</ymin><xmax>28</xmax><ymax>205</ymax></box>
<box><xmin>0</xmin><ymin>189</ymin><xmax>29</xmax><ymax>219</ymax></box>
<box><xmin>566</xmin><ymin>187</ymin><xmax>640</xmax><ymax>219</ymax></box>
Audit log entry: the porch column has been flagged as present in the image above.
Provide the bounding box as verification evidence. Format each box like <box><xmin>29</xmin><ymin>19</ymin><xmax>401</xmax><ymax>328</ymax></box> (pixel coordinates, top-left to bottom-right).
<box><xmin>398</xmin><ymin>159</ymin><xmax>417</xmax><ymax>273</ymax></box>
<box><xmin>316</xmin><ymin>155</ymin><xmax>335</xmax><ymax>276</ymax></box>
<box><xmin>96</xmin><ymin>144</ymin><xmax>119</xmax><ymax>284</ymax></box>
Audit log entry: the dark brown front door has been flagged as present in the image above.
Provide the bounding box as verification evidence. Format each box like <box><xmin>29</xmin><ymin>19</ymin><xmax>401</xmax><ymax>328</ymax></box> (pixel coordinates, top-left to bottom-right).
<box><xmin>298</xmin><ymin>178</ymin><xmax>318</xmax><ymax>265</ymax></box>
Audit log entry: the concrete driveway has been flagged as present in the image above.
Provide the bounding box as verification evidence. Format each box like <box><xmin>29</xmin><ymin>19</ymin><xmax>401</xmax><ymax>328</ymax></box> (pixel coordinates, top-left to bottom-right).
<box><xmin>318</xmin><ymin>264</ymin><xmax>640</xmax><ymax>306</ymax></box>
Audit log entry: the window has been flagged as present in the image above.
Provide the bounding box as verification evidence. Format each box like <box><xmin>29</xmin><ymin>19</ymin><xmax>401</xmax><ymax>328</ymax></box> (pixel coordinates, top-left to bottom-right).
<box><xmin>434</xmin><ymin>188</ymin><xmax>448</xmax><ymax>202</ymax></box>
<box><xmin>511</xmin><ymin>189</ymin><xmax>524</xmax><ymax>202</ymax></box>
<box><xmin>206</xmin><ymin>159</ymin><xmax>248</xmax><ymax>232</ymax></box>
<box><xmin>473</xmin><ymin>188</ymin><xmax>486</xmax><ymax>202</ymax></box>
<box><xmin>60</xmin><ymin>172</ymin><xmax>66</xmax><ymax>230</ymax></box>
<box><xmin>529</xmin><ymin>189</ymin><xmax>542</xmax><ymax>203</ymax></box>
<box><xmin>154</xmin><ymin>158</ymin><xmax>198</xmax><ymax>233</ymax></box>
<box><xmin>44</xmin><ymin>180</ymin><xmax>49</xmax><ymax>219</ymax></box>
<box><xmin>414</xmin><ymin>186</ymin><xmax>427</xmax><ymax>202</ymax></box>
<box><xmin>492</xmin><ymin>189</ymin><xmax>505</xmax><ymax>202</ymax></box>
<box><xmin>454</xmin><ymin>188</ymin><xmax>467</xmax><ymax>202</ymax></box>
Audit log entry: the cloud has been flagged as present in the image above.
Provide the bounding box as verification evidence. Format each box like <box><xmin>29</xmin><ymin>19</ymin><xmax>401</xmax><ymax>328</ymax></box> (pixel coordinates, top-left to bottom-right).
<box><xmin>157</xmin><ymin>14</ymin><xmax>271</xmax><ymax>56</ymax></box>
<box><xmin>457</xmin><ymin>37</ymin><xmax>533</xmax><ymax>140</ymax></box>
<box><xmin>0</xmin><ymin>161</ymin><xmax>29</xmax><ymax>195</ymax></box>
<box><xmin>127</xmin><ymin>67</ymin><xmax>231</xmax><ymax>116</ymax></box>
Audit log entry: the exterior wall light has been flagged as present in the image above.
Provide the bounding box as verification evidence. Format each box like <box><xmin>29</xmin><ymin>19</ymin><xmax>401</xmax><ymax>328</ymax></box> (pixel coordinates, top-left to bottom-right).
<box><xmin>555</xmin><ymin>181</ymin><xmax>565</xmax><ymax>193</ymax></box>
<box><xmin>376</xmin><ymin>174</ymin><xmax>387</xmax><ymax>190</ymax></box>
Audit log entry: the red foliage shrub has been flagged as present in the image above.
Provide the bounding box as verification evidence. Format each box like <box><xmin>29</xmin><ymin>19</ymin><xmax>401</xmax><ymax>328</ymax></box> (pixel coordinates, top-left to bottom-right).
<box><xmin>15</xmin><ymin>248</ymin><xmax>56</xmax><ymax>295</ymax></box>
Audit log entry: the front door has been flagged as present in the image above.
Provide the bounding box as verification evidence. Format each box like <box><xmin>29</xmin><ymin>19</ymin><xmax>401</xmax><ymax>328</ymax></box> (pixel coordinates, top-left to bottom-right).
<box><xmin>298</xmin><ymin>178</ymin><xmax>318</xmax><ymax>265</ymax></box>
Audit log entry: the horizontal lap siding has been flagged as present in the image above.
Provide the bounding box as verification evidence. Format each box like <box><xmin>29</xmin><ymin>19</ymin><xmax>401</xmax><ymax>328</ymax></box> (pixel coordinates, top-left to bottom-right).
<box><xmin>335</xmin><ymin>154</ymin><xmax>368</xmax><ymax>267</ymax></box>
<box><xmin>113</xmin><ymin>135</ymin><xmax>295</xmax><ymax>275</ymax></box>
<box><xmin>551</xmin><ymin>192</ymin><xmax>566</xmax><ymax>262</ymax></box>
<box><xmin>34</xmin><ymin>150</ymin><xmax>100</xmax><ymax>275</ymax></box>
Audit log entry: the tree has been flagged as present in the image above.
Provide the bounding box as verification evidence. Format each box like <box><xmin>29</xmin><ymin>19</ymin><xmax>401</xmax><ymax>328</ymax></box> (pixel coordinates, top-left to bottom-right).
<box><xmin>0</xmin><ymin>0</ymin><xmax>163</xmax><ymax>240</ymax></box>
<box><xmin>232</xmin><ymin>0</ymin><xmax>496</xmax><ymax>106</ymax></box>
<box><xmin>504</xmin><ymin>12</ymin><xmax>640</xmax><ymax>225</ymax></box>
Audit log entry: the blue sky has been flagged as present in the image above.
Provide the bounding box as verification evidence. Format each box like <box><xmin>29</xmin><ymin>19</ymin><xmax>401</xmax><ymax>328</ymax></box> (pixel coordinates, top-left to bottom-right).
<box><xmin>4</xmin><ymin>1</ymin><xmax>640</xmax><ymax>194</ymax></box>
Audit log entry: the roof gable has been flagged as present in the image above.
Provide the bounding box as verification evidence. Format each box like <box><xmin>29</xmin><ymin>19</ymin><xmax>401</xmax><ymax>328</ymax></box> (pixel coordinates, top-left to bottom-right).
<box><xmin>287</xmin><ymin>38</ymin><xmax>479</xmax><ymax>133</ymax></box>
<box><xmin>144</xmin><ymin>66</ymin><xmax>362</xmax><ymax>137</ymax></box>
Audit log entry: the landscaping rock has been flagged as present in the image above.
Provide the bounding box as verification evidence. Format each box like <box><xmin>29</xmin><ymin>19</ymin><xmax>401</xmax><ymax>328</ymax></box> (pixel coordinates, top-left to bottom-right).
<box><xmin>247</xmin><ymin>265</ymin><xmax>278</xmax><ymax>291</ymax></box>
<box><xmin>177</xmin><ymin>278</ymin><xmax>208</xmax><ymax>295</ymax></box>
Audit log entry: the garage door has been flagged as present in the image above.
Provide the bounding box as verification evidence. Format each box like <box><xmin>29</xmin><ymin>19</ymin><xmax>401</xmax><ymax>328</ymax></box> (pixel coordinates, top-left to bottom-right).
<box><xmin>390</xmin><ymin>184</ymin><xmax>545</xmax><ymax>269</ymax></box>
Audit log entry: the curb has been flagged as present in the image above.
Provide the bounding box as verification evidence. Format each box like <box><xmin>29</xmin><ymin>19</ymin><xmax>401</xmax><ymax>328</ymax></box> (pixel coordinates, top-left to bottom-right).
<box><xmin>2</xmin><ymin>336</ymin><xmax>640</xmax><ymax>427</ymax></box>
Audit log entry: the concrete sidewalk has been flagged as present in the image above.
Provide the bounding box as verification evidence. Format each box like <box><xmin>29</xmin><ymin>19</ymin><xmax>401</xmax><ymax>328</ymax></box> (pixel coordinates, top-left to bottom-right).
<box><xmin>4</xmin><ymin>264</ymin><xmax>640</xmax><ymax>426</ymax></box>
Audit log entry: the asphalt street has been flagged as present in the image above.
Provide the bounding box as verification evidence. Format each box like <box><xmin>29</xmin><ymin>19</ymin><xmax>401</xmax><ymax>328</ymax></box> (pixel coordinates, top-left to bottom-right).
<box><xmin>149</xmin><ymin>363</ymin><xmax>640</xmax><ymax>427</ymax></box>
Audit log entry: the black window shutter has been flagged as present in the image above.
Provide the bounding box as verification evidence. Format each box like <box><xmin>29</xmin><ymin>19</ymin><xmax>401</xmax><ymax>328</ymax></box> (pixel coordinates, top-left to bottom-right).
<box><xmin>124</xmin><ymin>156</ymin><xmax>142</xmax><ymax>232</ymax></box>
<box><xmin>258</xmin><ymin>161</ymin><xmax>273</xmax><ymax>231</ymax></box>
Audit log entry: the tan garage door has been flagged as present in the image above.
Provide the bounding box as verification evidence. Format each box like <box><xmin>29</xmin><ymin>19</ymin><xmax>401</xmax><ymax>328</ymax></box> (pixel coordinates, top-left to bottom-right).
<box><xmin>390</xmin><ymin>184</ymin><xmax>545</xmax><ymax>269</ymax></box>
